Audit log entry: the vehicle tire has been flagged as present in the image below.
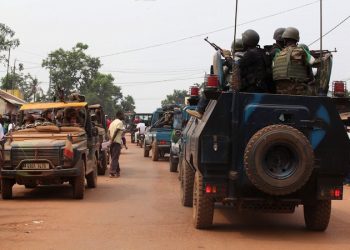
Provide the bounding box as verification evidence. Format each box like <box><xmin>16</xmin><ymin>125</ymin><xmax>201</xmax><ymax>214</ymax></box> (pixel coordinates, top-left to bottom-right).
<box><xmin>131</xmin><ymin>134</ymin><xmax>135</xmax><ymax>143</ymax></box>
<box><xmin>192</xmin><ymin>172</ymin><xmax>214</xmax><ymax>229</ymax></box>
<box><xmin>151</xmin><ymin>141</ymin><xmax>159</xmax><ymax>161</ymax></box>
<box><xmin>86</xmin><ymin>155</ymin><xmax>98</xmax><ymax>188</ymax></box>
<box><xmin>144</xmin><ymin>141</ymin><xmax>150</xmax><ymax>157</ymax></box>
<box><xmin>97</xmin><ymin>150</ymin><xmax>107</xmax><ymax>175</ymax></box>
<box><xmin>304</xmin><ymin>200</ymin><xmax>331</xmax><ymax>231</ymax></box>
<box><xmin>140</xmin><ymin>140</ymin><xmax>143</xmax><ymax>148</ymax></box>
<box><xmin>244</xmin><ymin>125</ymin><xmax>314</xmax><ymax>196</ymax></box>
<box><xmin>178</xmin><ymin>154</ymin><xmax>183</xmax><ymax>181</ymax></box>
<box><xmin>1</xmin><ymin>179</ymin><xmax>14</xmax><ymax>199</ymax></box>
<box><xmin>181</xmin><ymin>160</ymin><xmax>195</xmax><ymax>207</ymax></box>
<box><xmin>169</xmin><ymin>153</ymin><xmax>178</xmax><ymax>172</ymax></box>
<box><xmin>72</xmin><ymin>160</ymin><xmax>85</xmax><ymax>199</ymax></box>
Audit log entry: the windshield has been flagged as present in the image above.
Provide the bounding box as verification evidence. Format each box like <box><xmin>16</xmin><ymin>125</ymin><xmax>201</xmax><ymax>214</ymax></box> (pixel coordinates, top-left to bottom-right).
<box><xmin>18</xmin><ymin>106</ymin><xmax>87</xmax><ymax>130</ymax></box>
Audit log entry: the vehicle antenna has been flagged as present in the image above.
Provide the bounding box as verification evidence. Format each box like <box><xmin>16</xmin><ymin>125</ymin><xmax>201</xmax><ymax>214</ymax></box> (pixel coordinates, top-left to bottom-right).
<box><xmin>320</xmin><ymin>0</ymin><xmax>323</xmax><ymax>57</ymax></box>
<box><xmin>232</xmin><ymin>0</ymin><xmax>239</xmax><ymax>56</ymax></box>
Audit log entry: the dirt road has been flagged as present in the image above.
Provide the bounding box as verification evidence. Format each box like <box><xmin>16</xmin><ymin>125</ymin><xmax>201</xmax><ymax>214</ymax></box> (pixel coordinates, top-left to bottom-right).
<box><xmin>1</xmin><ymin>138</ymin><xmax>350</xmax><ymax>250</ymax></box>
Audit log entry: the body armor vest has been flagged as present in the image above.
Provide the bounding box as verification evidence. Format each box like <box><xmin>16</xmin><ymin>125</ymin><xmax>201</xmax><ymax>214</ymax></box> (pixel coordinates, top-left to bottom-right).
<box><xmin>273</xmin><ymin>46</ymin><xmax>309</xmax><ymax>83</ymax></box>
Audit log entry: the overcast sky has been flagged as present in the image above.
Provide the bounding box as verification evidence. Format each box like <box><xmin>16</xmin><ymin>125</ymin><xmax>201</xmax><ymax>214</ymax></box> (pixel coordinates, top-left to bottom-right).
<box><xmin>1</xmin><ymin>0</ymin><xmax>349</xmax><ymax>112</ymax></box>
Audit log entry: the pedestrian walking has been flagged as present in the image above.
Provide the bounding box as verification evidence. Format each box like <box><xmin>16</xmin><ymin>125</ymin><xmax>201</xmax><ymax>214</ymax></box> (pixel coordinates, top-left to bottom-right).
<box><xmin>108</xmin><ymin>111</ymin><xmax>125</xmax><ymax>178</ymax></box>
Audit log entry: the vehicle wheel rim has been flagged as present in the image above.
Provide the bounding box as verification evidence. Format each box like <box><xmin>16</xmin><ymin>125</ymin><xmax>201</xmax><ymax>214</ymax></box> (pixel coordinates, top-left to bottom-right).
<box><xmin>263</xmin><ymin>144</ymin><xmax>298</xmax><ymax>180</ymax></box>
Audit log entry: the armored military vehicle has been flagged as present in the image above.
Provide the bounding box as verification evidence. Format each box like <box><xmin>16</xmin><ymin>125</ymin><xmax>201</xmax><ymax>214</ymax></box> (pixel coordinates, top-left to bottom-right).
<box><xmin>180</xmin><ymin>49</ymin><xmax>350</xmax><ymax>231</ymax></box>
<box><xmin>1</xmin><ymin>101</ymin><xmax>99</xmax><ymax>199</ymax></box>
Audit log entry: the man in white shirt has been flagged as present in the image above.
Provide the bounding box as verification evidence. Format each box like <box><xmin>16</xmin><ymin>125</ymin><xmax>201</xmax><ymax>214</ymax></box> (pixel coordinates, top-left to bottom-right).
<box><xmin>135</xmin><ymin>122</ymin><xmax>146</xmax><ymax>143</ymax></box>
<box><xmin>108</xmin><ymin>111</ymin><xmax>125</xmax><ymax>178</ymax></box>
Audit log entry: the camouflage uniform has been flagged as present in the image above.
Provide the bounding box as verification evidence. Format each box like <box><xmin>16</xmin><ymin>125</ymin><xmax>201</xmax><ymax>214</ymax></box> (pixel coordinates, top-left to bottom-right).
<box><xmin>273</xmin><ymin>45</ymin><xmax>314</xmax><ymax>95</ymax></box>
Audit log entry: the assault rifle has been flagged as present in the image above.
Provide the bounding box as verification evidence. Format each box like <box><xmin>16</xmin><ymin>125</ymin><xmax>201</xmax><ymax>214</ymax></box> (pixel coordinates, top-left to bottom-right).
<box><xmin>310</xmin><ymin>48</ymin><xmax>337</xmax><ymax>58</ymax></box>
<box><xmin>204</xmin><ymin>37</ymin><xmax>225</xmax><ymax>57</ymax></box>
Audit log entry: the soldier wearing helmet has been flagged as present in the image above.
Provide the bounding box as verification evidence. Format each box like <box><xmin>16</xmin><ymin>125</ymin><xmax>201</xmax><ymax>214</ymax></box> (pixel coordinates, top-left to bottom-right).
<box><xmin>269</xmin><ymin>28</ymin><xmax>286</xmax><ymax>58</ymax></box>
<box><xmin>239</xmin><ymin>29</ymin><xmax>274</xmax><ymax>93</ymax></box>
<box><xmin>272</xmin><ymin>27</ymin><xmax>318</xmax><ymax>95</ymax></box>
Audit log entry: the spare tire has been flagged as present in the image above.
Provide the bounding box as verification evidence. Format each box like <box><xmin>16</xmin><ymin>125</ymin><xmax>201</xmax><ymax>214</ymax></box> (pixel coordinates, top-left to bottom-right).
<box><xmin>244</xmin><ymin>125</ymin><xmax>314</xmax><ymax>196</ymax></box>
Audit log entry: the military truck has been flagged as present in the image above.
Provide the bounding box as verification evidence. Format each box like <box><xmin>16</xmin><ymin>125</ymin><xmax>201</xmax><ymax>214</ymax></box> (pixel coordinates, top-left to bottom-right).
<box><xmin>144</xmin><ymin>106</ymin><xmax>177</xmax><ymax>161</ymax></box>
<box><xmin>1</xmin><ymin>101</ymin><xmax>99</xmax><ymax>199</ymax></box>
<box><xmin>180</xmin><ymin>86</ymin><xmax>350</xmax><ymax>231</ymax></box>
<box><xmin>89</xmin><ymin>104</ymin><xmax>109</xmax><ymax>175</ymax></box>
<box><xmin>169</xmin><ymin>86</ymin><xmax>199</xmax><ymax>172</ymax></box>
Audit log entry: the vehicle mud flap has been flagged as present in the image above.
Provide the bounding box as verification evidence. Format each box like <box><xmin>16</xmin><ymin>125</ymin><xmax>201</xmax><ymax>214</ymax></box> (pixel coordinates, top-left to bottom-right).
<box><xmin>304</xmin><ymin>200</ymin><xmax>331</xmax><ymax>231</ymax></box>
<box><xmin>181</xmin><ymin>159</ymin><xmax>194</xmax><ymax>207</ymax></box>
<box><xmin>244</xmin><ymin>125</ymin><xmax>314</xmax><ymax>196</ymax></box>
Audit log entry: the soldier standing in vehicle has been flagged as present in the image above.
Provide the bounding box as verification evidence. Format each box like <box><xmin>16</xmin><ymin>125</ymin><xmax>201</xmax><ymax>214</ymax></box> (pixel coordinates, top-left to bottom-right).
<box><xmin>269</xmin><ymin>28</ymin><xmax>286</xmax><ymax>58</ymax></box>
<box><xmin>108</xmin><ymin>111</ymin><xmax>125</xmax><ymax>178</ymax></box>
<box><xmin>187</xmin><ymin>38</ymin><xmax>246</xmax><ymax>119</ymax></box>
<box><xmin>239</xmin><ymin>29</ymin><xmax>274</xmax><ymax>93</ymax></box>
<box><xmin>272</xmin><ymin>27</ymin><xmax>321</xmax><ymax>95</ymax></box>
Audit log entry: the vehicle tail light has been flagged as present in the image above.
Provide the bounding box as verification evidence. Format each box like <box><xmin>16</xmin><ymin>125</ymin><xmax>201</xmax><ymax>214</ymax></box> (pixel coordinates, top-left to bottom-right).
<box><xmin>158</xmin><ymin>140</ymin><xmax>167</xmax><ymax>145</ymax></box>
<box><xmin>205</xmin><ymin>184</ymin><xmax>218</xmax><ymax>194</ymax></box>
<box><xmin>331</xmin><ymin>187</ymin><xmax>342</xmax><ymax>199</ymax></box>
<box><xmin>333</xmin><ymin>81</ymin><xmax>346</xmax><ymax>97</ymax></box>
<box><xmin>205</xmin><ymin>184</ymin><xmax>212</xmax><ymax>193</ymax></box>
<box><xmin>189</xmin><ymin>86</ymin><xmax>199</xmax><ymax>97</ymax></box>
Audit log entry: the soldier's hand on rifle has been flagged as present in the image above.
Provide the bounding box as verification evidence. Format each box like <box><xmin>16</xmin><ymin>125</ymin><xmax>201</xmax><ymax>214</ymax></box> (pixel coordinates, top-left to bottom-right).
<box><xmin>222</xmin><ymin>49</ymin><xmax>232</xmax><ymax>59</ymax></box>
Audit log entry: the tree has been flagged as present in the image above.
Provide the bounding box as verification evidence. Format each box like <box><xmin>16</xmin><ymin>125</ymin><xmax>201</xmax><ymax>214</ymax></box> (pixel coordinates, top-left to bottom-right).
<box><xmin>161</xmin><ymin>89</ymin><xmax>188</xmax><ymax>106</ymax></box>
<box><xmin>119</xmin><ymin>95</ymin><xmax>135</xmax><ymax>113</ymax></box>
<box><xmin>84</xmin><ymin>73</ymin><xmax>123</xmax><ymax>117</ymax></box>
<box><xmin>0</xmin><ymin>23</ymin><xmax>20</xmax><ymax>65</ymax></box>
<box><xmin>1</xmin><ymin>71</ymin><xmax>44</xmax><ymax>102</ymax></box>
<box><xmin>42</xmin><ymin>43</ymin><xmax>101</xmax><ymax>98</ymax></box>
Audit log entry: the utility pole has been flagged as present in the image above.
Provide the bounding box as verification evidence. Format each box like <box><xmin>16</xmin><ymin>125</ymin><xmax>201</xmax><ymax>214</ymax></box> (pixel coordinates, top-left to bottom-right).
<box><xmin>12</xmin><ymin>58</ymin><xmax>17</xmax><ymax>95</ymax></box>
<box><xmin>6</xmin><ymin>47</ymin><xmax>11</xmax><ymax>89</ymax></box>
<box><xmin>320</xmin><ymin>0</ymin><xmax>323</xmax><ymax>56</ymax></box>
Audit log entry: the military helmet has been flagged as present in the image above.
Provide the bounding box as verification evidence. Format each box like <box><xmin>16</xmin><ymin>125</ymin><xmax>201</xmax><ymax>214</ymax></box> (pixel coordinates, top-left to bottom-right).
<box><xmin>231</xmin><ymin>38</ymin><xmax>244</xmax><ymax>52</ymax></box>
<box><xmin>282</xmin><ymin>27</ymin><xmax>300</xmax><ymax>42</ymax></box>
<box><xmin>273</xmin><ymin>28</ymin><xmax>286</xmax><ymax>42</ymax></box>
<box><xmin>242</xmin><ymin>29</ymin><xmax>260</xmax><ymax>47</ymax></box>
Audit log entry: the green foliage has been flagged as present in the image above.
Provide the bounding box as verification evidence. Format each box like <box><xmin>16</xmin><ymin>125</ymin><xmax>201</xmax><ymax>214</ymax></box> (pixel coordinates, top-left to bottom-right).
<box><xmin>161</xmin><ymin>89</ymin><xmax>188</xmax><ymax>107</ymax></box>
<box><xmin>42</xmin><ymin>43</ymin><xmax>101</xmax><ymax>97</ymax></box>
<box><xmin>0</xmin><ymin>23</ymin><xmax>20</xmax><ymax>65</ymax></box>
<box><xmin>1</xmin><ymin>71</ymin><xmax>44</xmax><ymax>102</ymax></box>
<box><xmin>119</xmin><ymin>95</ymin><xmax>135</xmax><ymax>113</ymax></box>
<box><xmin>84</xmin><ymin>73</ymin><xmax>123</xmax><ymax>117</ymax></box>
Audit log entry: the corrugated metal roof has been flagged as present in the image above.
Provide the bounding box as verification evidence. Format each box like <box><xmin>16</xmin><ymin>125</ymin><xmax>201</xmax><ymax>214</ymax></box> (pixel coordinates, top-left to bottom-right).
<box><xmin>0</xmin><ymin>89</ymin><xmax>26</xmax><ymax>105</ymax></box>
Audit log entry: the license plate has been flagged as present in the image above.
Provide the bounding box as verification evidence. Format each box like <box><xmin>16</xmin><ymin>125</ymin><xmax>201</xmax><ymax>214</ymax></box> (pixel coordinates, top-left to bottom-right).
<box><xmin>22</xmin><ymin>163</ymin><xmax>50</xmax><ymax>170</ymax></box>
